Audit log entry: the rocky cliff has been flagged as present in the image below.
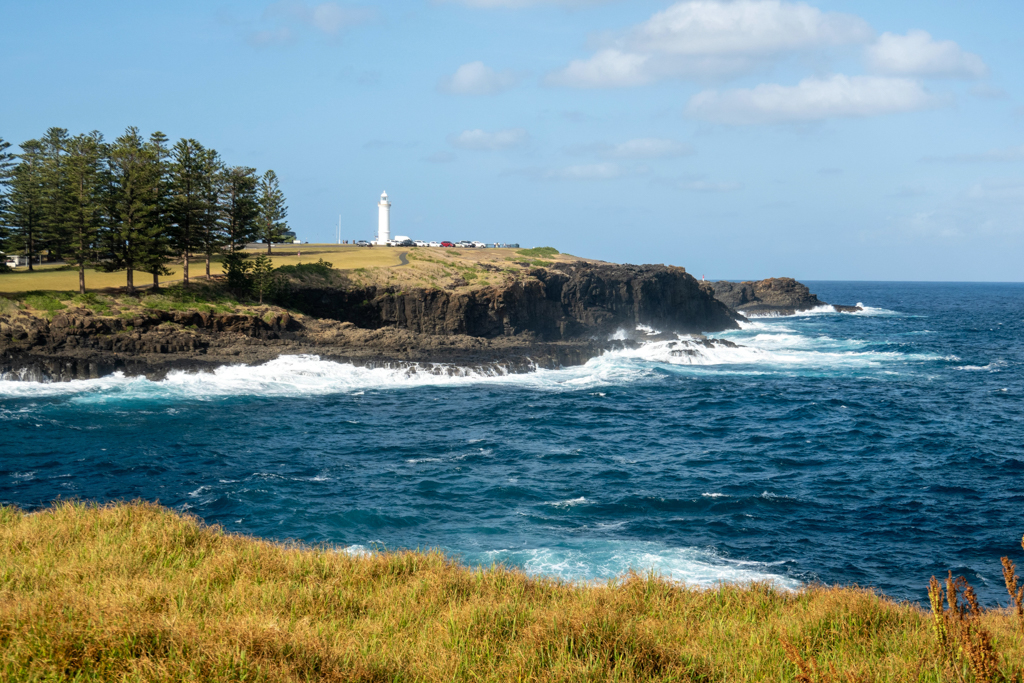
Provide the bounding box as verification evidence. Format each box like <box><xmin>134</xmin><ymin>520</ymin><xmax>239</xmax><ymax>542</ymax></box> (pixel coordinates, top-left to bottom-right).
<box><xmin>1</xmin><ymin>262</ymin><xmax>740</xmax><ymax>381</ymax></box>
<box><xmin>709</xmin><ymin>277</ymin><xmax>861</xmax><ymax>316</ymax></box>
<box><xmin>284</xmin><ymin>262</ymin><xmax>739</xmax><ymax>339</ymax></box>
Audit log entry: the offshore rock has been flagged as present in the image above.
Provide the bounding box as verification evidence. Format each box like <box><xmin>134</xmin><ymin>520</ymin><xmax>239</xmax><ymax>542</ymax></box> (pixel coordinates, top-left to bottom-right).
<box><xmin>709</xmin><ymin>277</ymin><xmax>861</xmax><ymax>316</ymax></box>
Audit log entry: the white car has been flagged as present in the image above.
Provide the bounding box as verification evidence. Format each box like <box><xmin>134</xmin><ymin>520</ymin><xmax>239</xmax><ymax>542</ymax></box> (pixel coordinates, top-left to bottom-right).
<box><xmin>472</xmin><ymin>241</ymin><xmax>486</xmax><ymax>248</ymax></box>
<box><xmin>413</xmin><ymin>240</ymin><xmax>428</xmax><ymax>247</ymax></box>
<box><xmin>428</xmin><ymin>241</ymin><xmax>441</xmax><ymax>247</ymax></box>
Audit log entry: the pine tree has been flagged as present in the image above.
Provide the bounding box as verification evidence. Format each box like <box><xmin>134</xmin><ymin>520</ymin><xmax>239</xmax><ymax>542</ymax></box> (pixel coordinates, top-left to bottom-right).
<box><xmin>5</xmin><ymin>139</ymin><xmax>46</xmax><ymax>271</ymax></box>
<box><xmin>142</xmin><ymin>132</ymin><xmax>174</xmax><ymax>289</ymax></box>
<box><xmin>104</xmin><ymin>127</ymin><xmax>165</xmax><ymax>294</ymax></box>
<box><xmin>250</xmin><ymin>253</ymin><xmax>275</xmax><ymax>304</ymax></box>
<box><xmin>0</xmin><ymin>137</ymin><xmax>14</xmax><ymax>256</ymax></box>
<box><xmin>197</xmin><ymin>148</ymin><xmax>224</xmax><ymax>279</ymax></box>
<box><xmin>56</xmin><ymin>132</ymin><xmax>106</xmax><ymax>294</ymax></box>
<box><xmin>257</xmin><ymin>169</ymin><xmax>289</xmax><ymax>254</ymax></box>
<box><xmin>220</xmin><ymin>166</ymin><xmax>260</xmax><ymax>254</ymax></box>
<box><xmin>169</xmin><ymin>139</ymin><xmax>219</xmax><ymax>285</ymax></box>
<box><xmin>38</xmin><ymin>128</ymin><xmax>71</xmax><ymax>264</ymax></box>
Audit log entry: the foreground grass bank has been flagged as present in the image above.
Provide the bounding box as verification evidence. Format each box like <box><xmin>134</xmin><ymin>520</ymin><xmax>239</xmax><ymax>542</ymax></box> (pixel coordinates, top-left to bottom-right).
<box><xmin>1</xmin><ymin>502</ymin><xmax>1021</xmax><ymax>682</ymax></box>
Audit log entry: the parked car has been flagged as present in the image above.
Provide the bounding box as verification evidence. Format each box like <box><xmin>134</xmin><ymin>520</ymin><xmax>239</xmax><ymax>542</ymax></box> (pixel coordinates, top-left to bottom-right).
<box><xmin>457</xmin><ymin>241</ymin><xmax>473</xmax><ymax>248</ymax></box>
<box><xmin>397</xmin><ymin>239</ymin><xmax>415</xmax><ymax>247</ymax></box>
<box><xmin>355</xmin><ymin>240</ymin><xmax>372</xmax><ymax>247</ymax></box>
<box><xmin>440</xmin><ymin>241</ymin><xmax>455</xmax><ymax>248</ymax></box>
<box><xmin>472</xmin><ymin>241</ymin><xmax>486</xmax><ymax>249</ymax></box>
<box><xmin>413</xmin><ymin>240</ymin><xmax>427</xmax><ymax>247</ymax></box>
<box><xmin>428</xmin><ymin>241</ymin><xmax>441</xmax><ymax>247</ymax></box>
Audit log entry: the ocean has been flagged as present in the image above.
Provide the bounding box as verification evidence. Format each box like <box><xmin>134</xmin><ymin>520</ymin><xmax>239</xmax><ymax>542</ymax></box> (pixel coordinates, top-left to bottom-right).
<box><xmin>2</xmin><ymin>281</ymin><xmax>1022</xmax><ymax>604</ymax></box>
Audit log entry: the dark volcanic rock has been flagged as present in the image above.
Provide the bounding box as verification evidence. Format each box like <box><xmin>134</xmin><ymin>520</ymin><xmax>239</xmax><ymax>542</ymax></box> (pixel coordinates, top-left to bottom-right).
<box><xmin>709</xmin><ymin>277</ymin><xmax>861</xmax><ymax>316</ymax></box>
<box><xmin>285</xmin><ymin>262</ymin><xmax>739</xmax><ymax>340</ymax></box>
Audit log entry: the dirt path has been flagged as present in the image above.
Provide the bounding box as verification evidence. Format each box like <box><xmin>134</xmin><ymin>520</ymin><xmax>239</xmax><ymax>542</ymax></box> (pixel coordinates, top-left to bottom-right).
<box><xmin>397</xmin><ymin>251</ymin><xmax>409</xmax><ymax>266</ymax></box>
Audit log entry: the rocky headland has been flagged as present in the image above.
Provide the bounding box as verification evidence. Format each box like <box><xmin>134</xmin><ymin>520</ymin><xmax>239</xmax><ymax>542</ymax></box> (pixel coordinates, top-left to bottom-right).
<box><xmin>0</xmin><ymin>263</ymin><xmax>859</xmax><ymax>382</ymax></box>
<box><xmin>1</xmin><ymin>262</ymin><xmax>741</xmax><ymax>381</ymax></box>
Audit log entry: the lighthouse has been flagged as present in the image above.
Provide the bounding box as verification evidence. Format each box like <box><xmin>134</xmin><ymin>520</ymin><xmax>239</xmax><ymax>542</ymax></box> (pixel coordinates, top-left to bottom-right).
<box><xmin>377</xmin><ymin>191</ymin><xmax>391</xmax><ymax>245</ymax></box>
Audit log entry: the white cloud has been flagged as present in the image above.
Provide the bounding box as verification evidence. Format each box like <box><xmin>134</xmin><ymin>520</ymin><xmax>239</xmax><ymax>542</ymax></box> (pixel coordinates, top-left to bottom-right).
<box><xmin>549</xmin><ymin>49</ymin><xmax>654</xmax><ymax>88</ymax></box>
<box><xmin>866</xmin><ymin>30</ymin><xmax>987</xmax><ymax>79</ymax></box>
<box><xmin>922</xmin><ymin>144</ymin><xmax>1024</xmax><ymax>164</ymax></box>
<box><xmin>250</xmin><ymin>1</ymin><xmax>371</xmax><ymax>43</ymax></box>
<box><xmin>448</xmin><ymin>128</ymin><xmax>529</xmax><ymax>150</ymax></box>
<box><xmin>609</xmin><ymin>138</ymin><xmax>693</xmax><ymax>159</ymax></box>
<box><xmin>546</xmin><ymin>163</ymin><xmax>622</xmax><ymax>180</ymax></box>
<box><xmin>548</xmin><ymin>0</ymin><xmax>873</xmax><ymax>87</ymax></box>
<box><xmin>970</xmin><ymin>84</ymin><xmax>1007</xmax><ymax>100</ymax></box>
<box><xmin>308</xmin><ymin>3</ymin><xmax>369</xmax><ymax>32</ymax></box>
<box><xmin>685</xmin><ymin>74</ymin><xmax>940</xmax><ymax>125</ymax></box>
<box><xmin>625</xmin><ymin>0</ymin><xmax>872</xmax><ymax>56</ymax></box>
<box><xmin>440</xmin><ymin>62</ymin><xmax>519</xmax><ymax>95</ymax></box>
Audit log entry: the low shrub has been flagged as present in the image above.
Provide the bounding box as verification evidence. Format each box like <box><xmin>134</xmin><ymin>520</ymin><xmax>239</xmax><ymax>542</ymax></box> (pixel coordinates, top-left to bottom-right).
<box><xmin>275</xmin><ymin>258</ymin><xmax>334</xmax><ymax>278</ymax></box>
<box><xmin>516</xmin><ymin>246</ymin><xmax>559</xmax><ymax>258</ymax></box>
<box><xmin>23</xmin><ymin>292</ymin><xmax>68</xmax><ymax>314</ymax></box>
<box><xmin>71</xmin><ymin>292</ymin><xmax>112</xmax><ymax>314</ymax></box>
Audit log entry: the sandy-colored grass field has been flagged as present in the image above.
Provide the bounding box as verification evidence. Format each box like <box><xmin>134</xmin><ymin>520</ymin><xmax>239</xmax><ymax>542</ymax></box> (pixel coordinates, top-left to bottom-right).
<box><xmin>0</xmin><ymin>245</ymin><xmax>586</xmax><ymax>295</ymax></box>
<box><xmin>0</xmin><ymin>246</ymin><xmax>404</xmax><ymax>294</ymax></box>
<box><xmin>1</xmin><ymin>501</ymin><xmax>1021</xmax><ymax>682</ymax></box>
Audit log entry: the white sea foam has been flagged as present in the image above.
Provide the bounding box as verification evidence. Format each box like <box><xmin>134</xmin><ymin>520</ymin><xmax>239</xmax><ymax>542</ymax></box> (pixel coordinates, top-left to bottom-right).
<box><xmin>0</xmin><ymin>308</ymin><xmax>949</xmax><ymax>400</ymax></box>
<box><xmin>477</xmin><ymin>540</ymin><xmax>800</xmax><ymax>589</ymax></box>
<box><xmin>849</xmin><ymin>303</ymin><xmax>899</xmax><ymax>316</ymax></box>
<box><xmin>803</xmin><ymin>303</ymin><xmax>898</xmax><ymax>317</ymax></box>
<box><xmin>598</xmin><ymin>335</ymin><xmax>944</xmax><ymax>370</ymax></box>
<box><xmin>744</xmin><ymin>303</ymin><xmax>898</xmax><ymax>318</ymax></box>
<box><xmin>956</xmin><ymin>360</ymin><xmax>1007</xmax><ymax>372</ymax></box>
<box><xmin>546</xmin><ymin>496</ymin><xmax>588</xmax><ymax>508</ymax></box>
<box><xmin>341</xmin><ymin>544</ymin><xmax>372</xmax><ymax>557</ymax></box>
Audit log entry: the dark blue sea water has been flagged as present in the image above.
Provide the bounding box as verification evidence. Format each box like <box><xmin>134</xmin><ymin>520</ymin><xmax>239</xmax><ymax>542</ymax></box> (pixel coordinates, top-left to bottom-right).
<box><xmin>2</xmin><ymin>282</ymin><xmax>1022</xmax><ymax>604</ymax></box>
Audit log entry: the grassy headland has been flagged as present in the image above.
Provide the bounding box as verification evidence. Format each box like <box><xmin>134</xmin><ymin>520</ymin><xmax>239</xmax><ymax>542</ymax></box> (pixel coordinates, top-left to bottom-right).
<box><xmin>0</xmin><ymin>247</ymin><xmax>589</xmax><ymax>323</ymax></box>
<box><xmin>1</xmin><ymin>501</ymin><xmax>1021</xmax><ymax>681</ymax></box>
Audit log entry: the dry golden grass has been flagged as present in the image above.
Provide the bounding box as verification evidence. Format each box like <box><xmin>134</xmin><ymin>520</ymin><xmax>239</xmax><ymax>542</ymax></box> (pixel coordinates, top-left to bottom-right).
<box><xmin>0</xmin><ymin>246</ymin><xmax>588</xmax><ymax>295</ymax></box>
<box><xmin>0</xmin><ymin>246</ymin><xmax>405</xmax><ymax>294</ymax></box>
<box><xmin>348</xmin><ymin>247</ymin><xmax>591</xmax><ymax>291</ymax></box>
<box><xmin>1</xmin><ymin>501</ymin><xmax>1021</xmax><ymax>682</ymax></box>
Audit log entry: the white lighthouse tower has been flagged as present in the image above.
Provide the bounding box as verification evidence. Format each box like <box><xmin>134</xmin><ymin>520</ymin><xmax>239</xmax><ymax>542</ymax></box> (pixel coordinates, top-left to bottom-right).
<box><xmin>377</xmin><ymin>191</ymin><xmax>391</xmax><ymax>245</ymax></box>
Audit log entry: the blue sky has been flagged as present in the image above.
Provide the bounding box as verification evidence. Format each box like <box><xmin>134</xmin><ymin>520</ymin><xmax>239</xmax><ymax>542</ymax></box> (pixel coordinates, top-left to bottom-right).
<box><xmin>2</xmin><ymin>0</ymin><xmax>1022</xmax><ymax>280</ymax></box>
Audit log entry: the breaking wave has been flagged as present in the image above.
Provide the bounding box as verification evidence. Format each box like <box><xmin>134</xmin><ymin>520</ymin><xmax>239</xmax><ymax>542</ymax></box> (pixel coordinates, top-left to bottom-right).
<box><xmin>476</xmin><ymin>540</ymin><xmax>801</xmax><ymax>589</ymax></box>
<box><xmin>0</xmin><ymin>310</ymin><xmax>952</xmax><ymax>401</ymax></box>
<box><xmin>744</xmin><ymin>303</ymin><xmax>898</xmax><ymax>318</ymax></box>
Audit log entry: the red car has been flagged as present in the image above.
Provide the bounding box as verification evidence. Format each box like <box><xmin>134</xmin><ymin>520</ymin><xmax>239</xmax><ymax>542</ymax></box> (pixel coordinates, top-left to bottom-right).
<box><xmin>440</xmin><ymin>241</ymin><xmax>455</xmax><ymax>247</ymax></box>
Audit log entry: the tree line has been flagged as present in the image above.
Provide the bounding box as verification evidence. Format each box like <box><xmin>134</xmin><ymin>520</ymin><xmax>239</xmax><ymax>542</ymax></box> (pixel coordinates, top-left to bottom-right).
<box><xmin>0</xmin><ymin>127</ymin><xmax>289</xmax><ymax>294</ymax></box>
